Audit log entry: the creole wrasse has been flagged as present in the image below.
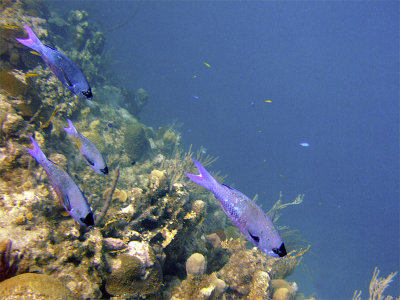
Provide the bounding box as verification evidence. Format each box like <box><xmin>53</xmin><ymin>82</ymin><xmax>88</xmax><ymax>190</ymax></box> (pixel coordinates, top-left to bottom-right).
<box><xmin>26</xmin><ymin>136</ymin><xmax>94</xmax><ymax>227</ymax></box>
<box><xmin>186</xmin><ymin>159</ymin><xmax>287</xmax><ymax>258</ymax></box>
<box><xmin>64</xmin><ymin>119</ymin><xmax>108</xmax><ymax>175</ymax></box>
<box><xmin>16</xmin><ymin>24</ymin><xmax>92</xmax><ymax>99</ymax></box>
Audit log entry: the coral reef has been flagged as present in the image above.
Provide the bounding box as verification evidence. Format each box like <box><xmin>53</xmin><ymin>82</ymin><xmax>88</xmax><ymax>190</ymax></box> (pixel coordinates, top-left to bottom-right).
<box><xmin>104</xmin><ymin>241</ymin><xmax>163</xmax><ymax>298</ymax></box>
<box><xmin>0</xmin><ymin>1</ymin><xmax>309</xmax><ymax>299</ymax></box>
<box><xmin>186</xmin><ymin>253</ymin><xmax>206</xmax><ymax>276</ymax></box>
<box><xmin>0</xmin><ymin>273</ymin><xmax>73</xmax><ymax>299</ymax></box>
<box><xmin>123</xmin><ymin>121</ymin><xmax>150</xmax><ymax>162</ymax></box>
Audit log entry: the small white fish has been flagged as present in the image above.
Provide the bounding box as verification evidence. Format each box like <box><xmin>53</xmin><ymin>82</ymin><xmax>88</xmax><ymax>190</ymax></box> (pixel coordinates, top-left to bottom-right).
<box><xmin>200</xmin><ymin>146</ymin><xmax>207</xmax><ymax>154</ymax></box>
<box><xmin>300</xmin><ymin>142</ymin><xmax>310</xmax><ymax>147</ymax></box>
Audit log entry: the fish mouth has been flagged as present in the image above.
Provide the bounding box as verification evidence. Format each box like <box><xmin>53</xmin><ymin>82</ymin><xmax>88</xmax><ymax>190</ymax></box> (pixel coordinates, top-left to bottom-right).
<box><xmin>272</xmin><ymin>243</ymin><xmax>287</xmax><ymax>257</ymax></box>
<box><xmin>80</xmin><ymin>212</ymin><xmax>94</xmax><ymax>227</ymax></box>
<box><xmin>100</xmin><ymin>166</ymin><xmax>109</xmax><ymax>175</ymax></box>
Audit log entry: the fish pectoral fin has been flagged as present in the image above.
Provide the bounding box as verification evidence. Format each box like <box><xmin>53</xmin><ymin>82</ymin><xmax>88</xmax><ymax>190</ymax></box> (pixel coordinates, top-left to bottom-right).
<box><xmin>248</xmin><ymin>230</ymin><xmax>260</xmax><ymax>243</ymax></box>
<box><xmin>83</xmin><ymin>154</ymin><xmax>95</xmax><ymax>166</ymax></box>
<box><xmin>61</xmin><ymin>67</ymin><xmax>73</xmax><ymax>87</ymax></box>
<box><xmin>62</xmin><ymin>193</ymin><xmax>72</xmax><ymax>211</ymax></box>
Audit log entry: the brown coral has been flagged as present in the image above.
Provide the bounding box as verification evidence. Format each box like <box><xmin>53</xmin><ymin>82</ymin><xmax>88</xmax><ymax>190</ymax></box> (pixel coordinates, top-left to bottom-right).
<box><xmin>0</xmin><ymin>239</ymin><xmax>20</xmax><ymax>282</ymax></box>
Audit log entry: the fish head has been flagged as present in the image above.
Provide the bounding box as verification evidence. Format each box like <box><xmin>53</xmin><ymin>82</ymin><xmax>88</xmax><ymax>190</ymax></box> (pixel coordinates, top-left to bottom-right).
<box><xmin>92</xmin><ymin>162</ymin><xmax>108</xmax><ymax>175</ymax></box>
<box><xmin>74</xmin><ymin>82</ymin><xmax>92</xmax><ymax>99</ymax></box>
<box><xmin>265</xmin><ymin>241</ymin><xmax>287</xmax><ymax>258</ymax></box>
<box><xmin>100</xmin><ymin>166</ymin><xmax>109</xmax><ymax>175</ymax></box>
<box><xmin>248</xmin><ymin>221</ymin><xmax>287</xmax><ymax>258</ymax></box>
<box><xmin>70</xmin><ymin>207</ymin><xmax>94</xmax><ymax>227</ymax></box>
<box><xmin>81</xmin><ymin>88</ymin><xmax>93</xmax><ymax>99</ymax></box>
<box><xmin>80</xmin><ymin>212</ymin><xmax>94</xmax><ymax>227</ymax></box>
<box><xmin>82</xmin><ymin>152</ymin><xmax>108</xmax><ymax>175</ymax></box>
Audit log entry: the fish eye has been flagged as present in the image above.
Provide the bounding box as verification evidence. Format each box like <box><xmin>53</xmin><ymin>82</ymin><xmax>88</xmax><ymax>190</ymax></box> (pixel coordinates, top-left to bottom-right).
<box><xmin>272</xmin><ymin>243</ymin><xmax>287</xmax><ymax>257</ymax></box>
<box><xmin>82</xmin><ymin>89</ymin><xmax>93</xmax><ymax>99</ymax></box>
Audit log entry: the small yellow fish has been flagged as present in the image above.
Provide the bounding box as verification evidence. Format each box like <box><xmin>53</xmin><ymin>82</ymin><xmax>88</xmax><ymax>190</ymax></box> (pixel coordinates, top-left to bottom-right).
<box><xmin>30</xmin><ymin>50</ymin><xmax>41</xmax><ymax>56</ymax></box>
<box><xmin>279</xmin><ymin>174</ymin><xmax>286</xmax><ymax>178</ymax></box>
<box><xmin>75</xmin><ymin>137</ymin><xmax>82</xmax><ymax>151</ymax></box>
<box><xmin>25</xmin><ymin>73</ymin><xmax>40</xmax><ymax>78</ymax></box>
<box><xmin>264</xmin><ymin>100</ymin><xmax>272</xmax><ymax>103</ymax></box>
<box><xmin>4</xmin><ymin>25</ymin><xmax>22</xmax><ymax>30</ymax></box>
<box><xmin>192</xmin><ymin>75</ymin><xmax>198</xmax><ymax>78</ymax></box>
<box><xmin>40</xmin><ymin>105</ymin><xmax>60</xmax><ymax>129</ymax></box>
<box><xmin>61</xmin><ymin>210</ymin><xmax>70</xmax><ymax>217</ymax></box>
<box><xmin>204</xmin><ymin>62</ymin><xmax>211</xmax><ymax>68</ymax></box>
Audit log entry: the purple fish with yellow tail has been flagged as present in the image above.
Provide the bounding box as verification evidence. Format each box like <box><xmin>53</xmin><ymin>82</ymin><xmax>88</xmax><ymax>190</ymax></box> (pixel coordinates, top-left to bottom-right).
<box><xmin>186</xmin><ymin>159</ymin><xmax>287</xmax><ymax>258</ymax></box>
<box><xmin>64</xmin><ymin>119</ymin><xmax>108</xmax><ymax>175</ymax></box>
<box><xmin>16</xmin><ymin>24</ymin><xmax>92</xmax><ymax>99</ymax></box>
<box><xmin>26</xmin><ymin>136</ymin><xmax>94</xmax><ymax>227</ymax></box>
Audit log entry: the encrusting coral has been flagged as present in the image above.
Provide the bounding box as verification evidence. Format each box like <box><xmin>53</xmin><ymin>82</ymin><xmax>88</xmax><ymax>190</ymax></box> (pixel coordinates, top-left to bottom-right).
<box><xmin>0</xmin><ymin>273</ymin><xmax>74</xmax><ymax>299</ymax></box>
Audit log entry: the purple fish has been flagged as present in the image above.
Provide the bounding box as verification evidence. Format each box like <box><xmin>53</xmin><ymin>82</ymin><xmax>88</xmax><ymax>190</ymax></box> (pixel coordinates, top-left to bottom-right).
<box><xmin>26</xmin><ymin>136</ymin><xmax>94</xmax><ymax>227</ymax></box>
<box><xmin>186</xmin><ymin>159</ymin><xmax>286</xmax><ymax>257</ymax></box>
<box><xmin>64</xmin><ymin>119</ymin><xmax>108</xmax><ymax>175</ymax></box>
<box><xmin>16</xmin><ymin>24</ymin><xmax>92</xmax><ymax>99</ymax></box>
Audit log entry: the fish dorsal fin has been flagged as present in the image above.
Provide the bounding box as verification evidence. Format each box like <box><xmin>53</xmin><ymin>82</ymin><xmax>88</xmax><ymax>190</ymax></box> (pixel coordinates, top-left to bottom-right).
<box><xmin>83</xmin><ymin>154</ymin><xmax>95</xmax><ymax>166</ymax></box>
<box><xmin>45</xmin><ymin>44</ymin><xmax>57</xmax><ymax>51</ymax></box>
<box><xmin>62</xmin><ymin>193</ymin><xmax>72</xmax><ymax>211</ymax></box>
<box><xmin>61</xmin><ymin>67</ymin><xmax>73</xmax><ymax>87</ymax></box>
<box><xmin>47</xmin><ymin>158</ymin><xmax>60</xmax><ymax>167</ymax></box>
<box><xmin>223</xmin><ymin>184</ymin><xmax>233</xmax><ymax>190</ymax></box>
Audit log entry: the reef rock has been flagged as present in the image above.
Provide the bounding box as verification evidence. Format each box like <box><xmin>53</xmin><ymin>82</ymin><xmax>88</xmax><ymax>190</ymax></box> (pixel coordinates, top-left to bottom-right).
<box><xmin>148</xmin><ymin>169</ymin><xmax>169</xmax><ymax>198</ymax></box>
<box><xmin>123</xmin><ymin>122</ymin><xmax>150</xmax><ymax>162</ymax></box>
<box><xmin>186</xmin><ymin>253</ymin><xmax>206</xmax><ymax>276</ymax></box>
<box><xmin>0</xmin><ymin>273</ymin><xmax>73</xmax><ymax>299</ymax></box>
<box><xmin>217</xmin><ymin>246</ymin><xmax>275</xmax><ymax>297</ymax></box>
<box><xmin>105</xmin><ymin>241</ymin><xmax>163</xmax><ymax>298</ymax></box>
<box><xmin>272</xmin><ymin>288</ymin><xmax>291</xmax><ymax>300</ymax></box>
<box><xmin>2</xmin><ymin>112</ymin><xmax>25</xmax><ymax>137</ymax></box>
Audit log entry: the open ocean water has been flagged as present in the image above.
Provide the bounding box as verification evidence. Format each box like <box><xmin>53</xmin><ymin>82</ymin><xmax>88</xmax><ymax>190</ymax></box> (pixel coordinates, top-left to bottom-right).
<box><xmin>51</xmin><ymin>1</ymin><xmax>400</xmax><ymax>298</ymax></box>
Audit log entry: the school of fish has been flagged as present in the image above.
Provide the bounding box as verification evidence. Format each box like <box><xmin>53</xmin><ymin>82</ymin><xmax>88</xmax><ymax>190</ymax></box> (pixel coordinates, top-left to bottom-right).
<box><xmin>19</xmin><ymin>22</ymin><xmax>287</xmax><ymax>258</ymax></box>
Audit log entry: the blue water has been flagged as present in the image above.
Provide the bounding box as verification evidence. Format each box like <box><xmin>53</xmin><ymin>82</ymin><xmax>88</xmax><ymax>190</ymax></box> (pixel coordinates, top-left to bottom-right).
<box><xmin>54</xmin><ymin>1</ymin><xmax>399</xmax><ymax>298</ymax></box>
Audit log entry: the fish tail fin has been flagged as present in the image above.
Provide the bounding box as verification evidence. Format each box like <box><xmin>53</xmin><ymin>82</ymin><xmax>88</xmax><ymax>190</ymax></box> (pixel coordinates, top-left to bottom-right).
<box><xmin>63</xmin><ymin>119</ymin><xmax>78</xmax><ymax>137</ymax></box>
<box><xmin>185</xmin><ymin>159</ymin><xmax>218</xmax><ymax>191</ymax></box>
<box><xmin>15</xmin><ymin>24</ymin><xmax>43</xmax><ymax>53</ymax></box>
<box><xmin>26</xmin><ymin>136</ymin><xmax>47</xmax><ymax>164</ymax></box>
